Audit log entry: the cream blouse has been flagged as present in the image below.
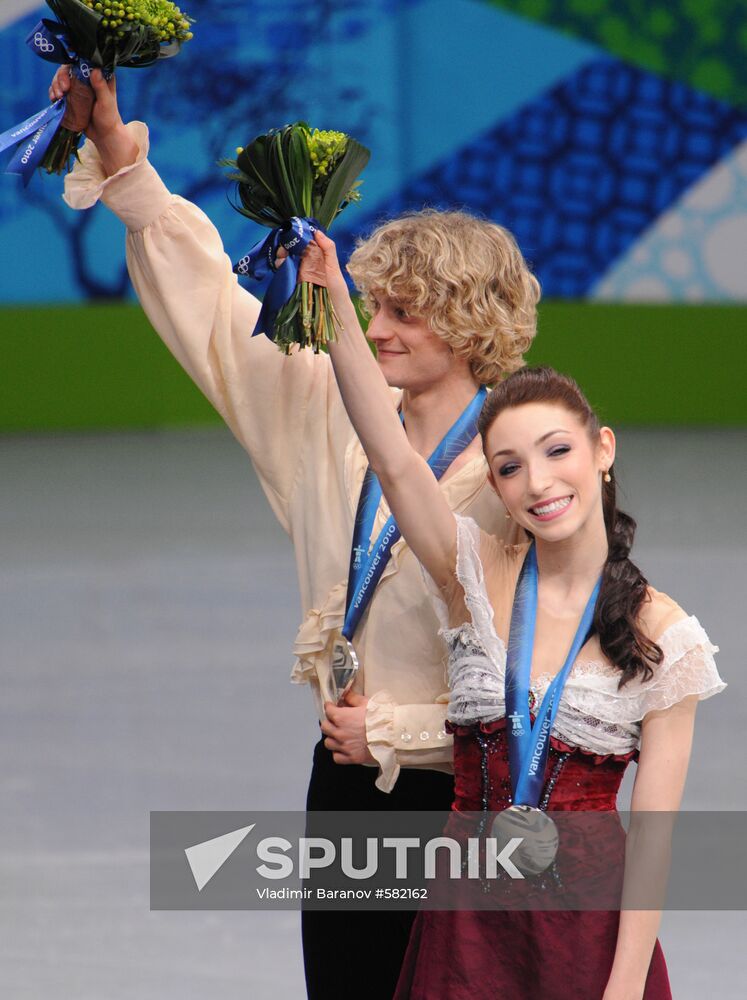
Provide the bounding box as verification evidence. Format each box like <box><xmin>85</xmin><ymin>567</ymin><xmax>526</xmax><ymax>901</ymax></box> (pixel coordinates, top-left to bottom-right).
<box><xmin>62</xmin><ymin>122</ymin><xmax>520</xmax><ymax>792</ymax></box>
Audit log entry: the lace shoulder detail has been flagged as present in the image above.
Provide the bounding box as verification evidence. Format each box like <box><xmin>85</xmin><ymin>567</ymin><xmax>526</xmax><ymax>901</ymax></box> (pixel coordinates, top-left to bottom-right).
<box><xmin>633</xmin><ymin>615</ymin><xmax>724</xmax><ymax>716</ymax></box>
<box><xmin>546</xmin><ymin>616</ymin><xmax>724</xmax><ymax>754</ymax></box>
<box><xmin>559</xmin><ymin>615</ymin><xmax>724</xmax><ymax>727</ymax></box>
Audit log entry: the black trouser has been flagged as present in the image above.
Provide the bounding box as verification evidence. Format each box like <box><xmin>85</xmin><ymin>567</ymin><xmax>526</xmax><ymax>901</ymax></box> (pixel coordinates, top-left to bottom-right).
<box><xmin>301</xmin><ymin>738</ymin><xmax>455</xmax><ymax>1000</ymax></box>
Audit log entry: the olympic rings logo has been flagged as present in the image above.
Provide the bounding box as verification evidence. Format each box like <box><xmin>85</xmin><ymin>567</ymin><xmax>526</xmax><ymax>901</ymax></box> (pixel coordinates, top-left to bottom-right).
<box><xmin>33</xmin><ymin>32</ymin><xmax>55</xmax><ymax>54</ymax></box>
<box><xmin>78</xmin><ymin>62</ymin><xmax>91</xmax><ymax>79</ymax></box>
<box><xmin>236</xmin><ymin>256</ymin><xmax>251</xmax><ymax>274</ymax></box>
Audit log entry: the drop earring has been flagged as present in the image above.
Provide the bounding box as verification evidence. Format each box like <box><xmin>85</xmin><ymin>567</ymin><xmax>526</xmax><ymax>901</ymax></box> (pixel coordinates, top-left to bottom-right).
<box><xmin>603</xmin><ymin>470</ymin><xmax>612</xmax><ymax>483</ymax></box>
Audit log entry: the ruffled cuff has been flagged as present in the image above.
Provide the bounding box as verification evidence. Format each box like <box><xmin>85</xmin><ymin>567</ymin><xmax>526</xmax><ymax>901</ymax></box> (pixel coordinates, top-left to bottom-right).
<box><xmin>62</xmin><ymin>121</ymin><xmax>173</xmax><ymax>229</ymax></box>
<box><xmin>290</xmin><ymin>582</ymin><xmax>347</xmax><ymax>702</ymax></box>
<box><xmin>366</xmin><ymin>690</ymin><xmax>400</xmax><ymax>794</ymax></box>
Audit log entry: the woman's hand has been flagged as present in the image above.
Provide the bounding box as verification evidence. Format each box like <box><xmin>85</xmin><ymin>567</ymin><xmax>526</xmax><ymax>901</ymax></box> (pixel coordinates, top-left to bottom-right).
<box><xmin>48</xmin><ymin>66</ymin><xmax>137</xmax><ymax>176</ymax></box>
<box><xmin>312</xmin><ymin>230</ymin><xmax>349</xmax><ymax>296</ymax></box>
<box><xmin>312</xmin><ymin>230</ymin><xmax>362</xmax><ymax>334</ymax></box>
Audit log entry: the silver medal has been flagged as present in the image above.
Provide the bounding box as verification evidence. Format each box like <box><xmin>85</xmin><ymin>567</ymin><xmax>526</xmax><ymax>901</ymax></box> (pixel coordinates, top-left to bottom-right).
<box><xmin>491</xmin><ymin>804</ymin><xmax>559</xmax><ymax>876</ymax></box>
<box><xmin>330</xmin><ymin>633</ymin><xmax>360</xmax><ymax>705</ymax></box>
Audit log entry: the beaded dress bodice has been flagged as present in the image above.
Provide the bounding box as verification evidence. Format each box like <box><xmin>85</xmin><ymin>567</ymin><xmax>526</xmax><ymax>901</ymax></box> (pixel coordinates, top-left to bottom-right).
<box><xmin>447</xmin><ymin>713</ymin><xmax>634</xmax><ymax>814</ymax></box>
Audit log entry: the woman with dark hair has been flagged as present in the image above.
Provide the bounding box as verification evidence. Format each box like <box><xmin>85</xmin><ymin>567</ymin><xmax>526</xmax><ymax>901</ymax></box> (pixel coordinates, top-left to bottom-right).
<box><xmin>313</xmin><ymin>230</ymin><xmax>725</xmax><ymax>999</ymax></box>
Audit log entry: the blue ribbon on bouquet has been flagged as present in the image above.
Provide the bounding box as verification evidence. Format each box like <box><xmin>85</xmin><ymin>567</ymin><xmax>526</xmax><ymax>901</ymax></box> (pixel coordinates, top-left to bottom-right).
<box><xmin>233</xmin><ymin>216</ymin><xmax>324</xmax><ymax>340</ymax></box>
<box><xmin>0</xmin><ymin>20</ymin><xmax>99</xmax><ymax>186</ymax></box>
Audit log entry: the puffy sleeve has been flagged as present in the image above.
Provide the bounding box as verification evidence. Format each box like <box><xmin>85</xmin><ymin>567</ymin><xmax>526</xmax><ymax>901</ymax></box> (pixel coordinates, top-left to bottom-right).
<box><xmin>637</xmin><ymin>614</ymin><xmax>725</xmax><ymax>718</ymax></box>
<box><xmin>558</xmin><ymin>598</ymin><xmax>725</xmax><ymax>739</ymax></box>
<box><xmin>63</xmin><ymin>121</ymin><xmax>337</xmax><ymax>533</ymax></box>
<box><xmin>568</xmin><ymin>602</ymin><xmax>726</xmax><ymax>731</ymax></box>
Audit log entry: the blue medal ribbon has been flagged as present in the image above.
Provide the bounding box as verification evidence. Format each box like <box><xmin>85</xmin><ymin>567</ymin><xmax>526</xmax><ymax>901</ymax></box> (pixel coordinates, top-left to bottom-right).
<box><xmin>505</xmin><ymin>543</ymin><xmax>601</xmax><ymax>807</ymax></box>
<box><xmin>1</xmin><ymin>20</ymin><xmax>97</xmax><ymax>186</ymax></box>
<box><xmin>233</xmin><ymin>216</ymin><xmax>324</xmax><ymax>340</ymax></box>
<box><xmin>342</xmin><ymin>386</ymin><xmax>488</xmax><ymax>642</ymax></box>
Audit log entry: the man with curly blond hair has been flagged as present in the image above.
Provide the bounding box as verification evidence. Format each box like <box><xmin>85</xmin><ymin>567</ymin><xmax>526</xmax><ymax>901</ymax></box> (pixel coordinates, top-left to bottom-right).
<box><xmin>347</xmin><ymin>208</ymin><xmax>538</xmax><ymax>386</ymax></box>
<box><xmin>54</xmin><ymin>64</ymin><xmax>540</xmax><ymax>1000</ymax></box>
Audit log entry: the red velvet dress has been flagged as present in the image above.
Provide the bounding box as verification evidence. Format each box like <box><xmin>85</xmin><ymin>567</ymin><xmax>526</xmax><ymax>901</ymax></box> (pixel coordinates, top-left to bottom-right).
<box><xmin>393</xmin><ymin>516</ymin><xmax>723</xmax><ymax>999</ymax></box>
<box><xmin>394</xmin><ymin>718</ymin><xmax>672</xmax><ymax>1000</ymax></box>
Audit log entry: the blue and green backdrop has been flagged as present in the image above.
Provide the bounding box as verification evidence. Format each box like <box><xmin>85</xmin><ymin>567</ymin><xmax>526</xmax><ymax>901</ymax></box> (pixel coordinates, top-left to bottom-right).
<box><xmin>1</xmin><ymin>0</ymin><xmax>745</xmax><ymax>430</ymax></box>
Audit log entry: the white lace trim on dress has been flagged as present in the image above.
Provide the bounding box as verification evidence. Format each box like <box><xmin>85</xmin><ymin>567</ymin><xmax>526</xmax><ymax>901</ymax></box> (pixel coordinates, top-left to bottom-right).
<box><xmin>431</xmin><ymin>515</ymin><xmax>725</xmax><ymax>755</ymax></box>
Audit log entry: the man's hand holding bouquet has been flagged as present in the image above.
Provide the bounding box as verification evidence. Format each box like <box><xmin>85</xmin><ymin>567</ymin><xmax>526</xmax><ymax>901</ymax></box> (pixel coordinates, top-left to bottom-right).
<box><xmin>0</xmin><ymin>0</ymin><xmax>193</xmax><ymax>184</ymax></box>
<box><xmin>25</xmin><ymin>23</ymin><xmax>370</xmax><ymax>358</ymax></box>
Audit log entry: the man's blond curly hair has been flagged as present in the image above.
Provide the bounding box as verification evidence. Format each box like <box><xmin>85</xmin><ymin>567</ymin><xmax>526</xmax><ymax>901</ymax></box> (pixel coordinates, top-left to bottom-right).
<box><xmin>346</xmin><ymin>209</ymin><xmax>540</xmax><ymax>385</ymax></box>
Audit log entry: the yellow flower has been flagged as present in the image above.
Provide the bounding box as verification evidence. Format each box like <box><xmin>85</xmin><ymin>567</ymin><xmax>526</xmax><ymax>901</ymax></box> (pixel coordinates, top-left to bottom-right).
<box><xmin>305</xmin><ymin>128</ymin><xmax>349</xmax><ymax>182</ymax></box>
<box><xmin>124</xmin><ymin>0</ymin><xmax>195</xmax><ymax>41</ymax></box>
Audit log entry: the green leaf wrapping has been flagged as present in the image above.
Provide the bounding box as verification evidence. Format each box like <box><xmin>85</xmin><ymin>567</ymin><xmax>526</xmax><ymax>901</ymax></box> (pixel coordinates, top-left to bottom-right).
<box><xmin>46</xmin><ymin>0</ymin><xmax>101</xmax><ymax>61</ymax></box>
<box><xmin>315</xmin><ymin>138</ymin><xmax>370</xmax><ymax>227</ymax></box>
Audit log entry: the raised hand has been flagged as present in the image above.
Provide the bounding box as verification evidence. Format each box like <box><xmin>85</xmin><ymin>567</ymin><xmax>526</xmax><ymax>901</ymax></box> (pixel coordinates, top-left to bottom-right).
<box><xmin>48</xmin><ymin>66</ymin><xmax>137</xmax><ymax>176</ymax></box>
<box><xmin>312</xmin><ymin>229</ymin><xmax>362</xmax><ymax>336</ymax></box>
<box><xmin>313</xmin><ymin>230</ymin><xmax>352</xmax><ymax>298</ymax></box>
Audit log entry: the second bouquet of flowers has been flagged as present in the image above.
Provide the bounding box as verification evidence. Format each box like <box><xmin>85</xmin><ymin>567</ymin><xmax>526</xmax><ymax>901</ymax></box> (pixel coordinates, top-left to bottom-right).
<box><xmin>0</xmin><ymin>0</ymin><xmax>193</xmax><ymax>184</ymax></box>
<box><xmin>223</xmin><ymin>122</ymin><xmax>370</xmax><ymax>352</ymax></box>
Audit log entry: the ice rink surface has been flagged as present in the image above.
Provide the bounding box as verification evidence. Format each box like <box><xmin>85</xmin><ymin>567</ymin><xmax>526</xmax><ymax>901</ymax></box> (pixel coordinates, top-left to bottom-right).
<box><xmin>1</xmin><ymin>426</ymin><xmax>745</xmax><ymax>998</ymax></box>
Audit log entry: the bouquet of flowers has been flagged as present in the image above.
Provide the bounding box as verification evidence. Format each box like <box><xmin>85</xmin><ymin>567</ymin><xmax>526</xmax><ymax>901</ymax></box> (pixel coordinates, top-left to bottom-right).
<box><xmin>222</xmin><ymin>122</ymin><xmax>370</xmax><ymax>352</ymax></box>
<box><xmin>0</xmin><ymin>0</ymin><xmax>193</xmax><ymax>185</ymax></box>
